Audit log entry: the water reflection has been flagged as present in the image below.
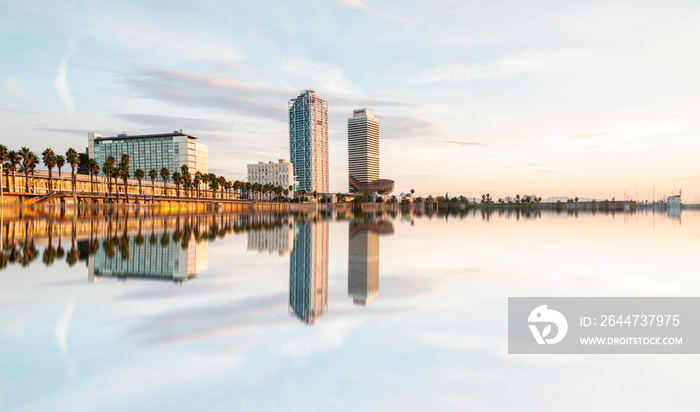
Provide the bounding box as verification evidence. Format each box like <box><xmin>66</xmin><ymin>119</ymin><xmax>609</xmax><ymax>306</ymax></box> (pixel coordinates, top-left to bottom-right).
<box><xmin>247</xmin><ymin>215</ymin><xmax>294</xmax><ymax>256</ymax></box>
<box><xmin>88</xmin><ymin>232</ymin><xmax>208</xmax><ymax>284</ymax></box>
<box><xmin>0</xmin><ymin>213</ymin><xmax>289</xmax><ymax>274</ymax></box>
<box><xmin>289</xmin><ymin>218</ymin><xmax>329</xmax><ymax>325</ymax></box>
<box><xmin>348</xmin><ymin>216</ymin><xmax>395</xmax><ymax>306</ymax></box>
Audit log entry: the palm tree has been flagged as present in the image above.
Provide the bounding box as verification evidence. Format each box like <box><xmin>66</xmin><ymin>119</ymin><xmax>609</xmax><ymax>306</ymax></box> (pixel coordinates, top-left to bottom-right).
<box><xmin>103</xmin><ymin>156</ymin><xmax>116</xmax><ymax>196</ymax></box>
<box><xmin>65</xmin><ymin>148</ymin><xmax>79</xmax><ymax>196</ymax></box>
<box><xmin>134</xmin><ymin>169</ymin><xmax>145</xmax><ymax>195</ymax></box>
<box><xmin>160</xmin><ymin>167</ymin><xmax>170</xmax><ymax>195</ymax></box>
<box><xmin>19</xmin><ymin>147</ymin><xmax>34</xmax><ymax>193</ymax></box>
<box><xmin>218</xmin><ymin>176</ymin><xmax>226</xmax><ymax>199</ymax></box>
<box><xmin>210</xmin><ymin>176</ymin><xmax>219</xmax><ymax>198</ymax></box>
<box><xmin>0</xmin><ymin>144</ymin><xmax>7</xmax><ymax>194</ymax></box>
<box><xmin>28</xmin><ymin>153</ymin><xmax>39</xmax><ymax>193</ymax></box>
<box><xmin>207</xmin><ymin>174</ymin><xmax>215</xmax><ymax>198</ymax></box>
<box><xmin>199</xmin><ymin>172</ymin><xmax>208</xmax><ymax>197</ymax></box>
<box><xmin>8</xmin><ymin>151</ymin><xmax>20</xmax><ymax>192</ymax></box>
<box><xmin>148</xmin><ymin>169</ymin><xmax>158</xmax><ymax>195</ymax></box>
<box><xmin>41</xmin><ymin>148</ymin><xmax>56</xmax><ymax>192</ymax></box>
<box><xmin>118</xmin><ymin>153</ymin><xmax>130</xmax><ymax>198</ymax></box>
<box><xmin>180</xmin><ymin>165</ymin><xmax>191</xmax><ymax>197</ymax></box>
<box><xmin>194</xmin><ymin>172</ymin><xmax>202</xmax><ymax>198</ymax></box>
<box><xmin>86</xmin><ymin>158</ymin><xmax>99</xmax><ymax>193</ymax></box>
<box><xmin>172</xmin><ymin>171</ymin><xmax>182</xmax><ymax>197</ymax></box>
<box><xmin>55</xmin><ymin>154</ymin><xmax>65</xmax><ymax>178</ymax></box>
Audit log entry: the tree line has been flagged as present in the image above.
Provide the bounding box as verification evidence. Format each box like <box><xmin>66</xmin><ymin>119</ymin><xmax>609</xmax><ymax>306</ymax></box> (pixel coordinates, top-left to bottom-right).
<box><xmin>0</xmin><ymin>145</ymin><xmax>295</xmax><ymax>201</ymax></box>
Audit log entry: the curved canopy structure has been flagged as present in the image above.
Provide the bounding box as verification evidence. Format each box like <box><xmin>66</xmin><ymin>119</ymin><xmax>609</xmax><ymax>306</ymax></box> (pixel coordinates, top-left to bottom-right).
<box><xmin>349</xmin><ymin>175</ymin><xmax>395</xmax><ymax>195</ymax></box>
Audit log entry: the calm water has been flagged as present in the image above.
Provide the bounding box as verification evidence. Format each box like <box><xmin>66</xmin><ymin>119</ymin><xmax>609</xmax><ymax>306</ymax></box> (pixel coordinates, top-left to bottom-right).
<box><xmin>0</xmin><ymin>208</ymin><xmax>698</xmax><ymax>411</ymax></box>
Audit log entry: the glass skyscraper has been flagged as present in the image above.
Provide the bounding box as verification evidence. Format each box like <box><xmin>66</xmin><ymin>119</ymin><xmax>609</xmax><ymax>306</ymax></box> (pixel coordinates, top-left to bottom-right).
<box><xmin>289</xmin><ymin>90</ymin><xmax>329</xmax><ymax>193</ymax></box>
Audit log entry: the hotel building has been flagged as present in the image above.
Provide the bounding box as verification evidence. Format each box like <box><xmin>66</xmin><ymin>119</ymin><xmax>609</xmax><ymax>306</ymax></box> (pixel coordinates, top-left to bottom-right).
<box><xmin>289</xmin><ymin>90</ymin><xmax>329</xmax><ymax>193</ymax></box>
<box><xmin>348</xmin><ymin>108</ymin><xmax>379</xmax><ymax>191</ymax></box>
<box><xmin>247</xmin><ymin>159</ymin><xmax>295</xmax><ymax>189</ymax></box>
<box><xmin>347</xmin><ymin>109</ymin><xmax>394</xmax><ymax>195</ymax></box>
<box><xmin>88</xmin><ymin>131</ymin><xmax>208</xmax><ymax>180</ymax></box>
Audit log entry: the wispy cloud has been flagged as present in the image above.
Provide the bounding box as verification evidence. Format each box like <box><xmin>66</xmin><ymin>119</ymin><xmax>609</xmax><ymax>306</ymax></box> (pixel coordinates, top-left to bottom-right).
<box><xmin>54</xmin><ymin>39</ymin><xmax>76</xmax><ymax>118</ymax></box>
<box><xmin>569</xmin><ymin>132</ymin><xmax>615</xmax><ymax>139</ymax></box>
<box><xmin>338</xmin><ymin>0</ymin><xmax>413</xmax><ymax>23</ymax></box>
<box><xmin>441</xmin><ymin>140</ymin><xmax>488</xmax><ymax>147</ymax></box>
<box><xmin>380</xmin><ymin>114</ymin><xmax>450</xmax><ymax>139</ymax></box>
<box><xmin>120</xmin><ymin>65</ymin><xmax>427</xmax><ymax>122</ymax></box>
<box><xmin>113</xmin><ymin>113</ymin><xmax>236</xmax><ymax>133</ymax></box>
<box><xmin>34</xmin><ymin>127</ymin><xmax>114</xmax><ymax>136</ymax></box>
<box><xmin>420</xmin><ymin>49</ymin><xmax>588</xmax><ymax>82</ymax></box>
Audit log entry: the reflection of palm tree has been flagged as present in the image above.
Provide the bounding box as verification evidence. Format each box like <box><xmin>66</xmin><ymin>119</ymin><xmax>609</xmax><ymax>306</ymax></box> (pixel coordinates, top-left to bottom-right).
<box><xmin>42</xmin><ymin>223</ymin><xmax>57</xmax><ymax>266</ymax></box>
<box><xmin>66</xmin><ymin>220</ymin><xmax>78</xmax><ymax>266</ymax></box>
<box><xmin>20</xmin><ymin>222</ymin><xmax>38</xmax><ymax>267</ymax></box>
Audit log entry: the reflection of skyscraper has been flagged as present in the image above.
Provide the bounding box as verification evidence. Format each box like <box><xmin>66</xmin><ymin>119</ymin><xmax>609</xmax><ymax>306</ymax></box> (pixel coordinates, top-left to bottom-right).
<box><xmin>289</xmin><ymin>220</ymin><xmax>329</xmax><ymax>324</ymax></box>
<box><xmin>289</xmin><ymin>89</ymin><xmax>329</xmax><ymax>193</ymax></box>
<box><xmin>88</xmin><ymin>235</ymin><xmax>208</xmax><ymax>284</ymax></box>
<box><xmin>348</xmin><ymin>219</ymin><xmax>394</xmax><ymax>306</ymax></box>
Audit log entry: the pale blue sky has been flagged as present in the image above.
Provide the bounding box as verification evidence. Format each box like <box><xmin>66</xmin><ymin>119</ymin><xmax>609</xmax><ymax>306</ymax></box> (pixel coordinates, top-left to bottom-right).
<box><xmin>1</xmin><ymin>0</ymin><xmax>699</xmax><ymax>200</ymax></box>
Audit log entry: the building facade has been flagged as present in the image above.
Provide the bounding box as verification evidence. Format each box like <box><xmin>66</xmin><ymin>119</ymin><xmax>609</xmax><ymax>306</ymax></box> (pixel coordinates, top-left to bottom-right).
<box><xmin>88</xmin><ymin>131</ymin><xmax>208</xmax><ymax>180</ymax></box>
<box><xmin>348</xmin><ymin>108</ymin><xmax>379</xmax><ymax>192</ymax></box>
<box><xmin>289</xmin><ymin>90</ymin><xmax>329</xmax><ymax>193</ymax></box>
<box><xmin>247</xmin><ymin>159</ymin><xmax>294</xmax><ymax>189</ymax></box>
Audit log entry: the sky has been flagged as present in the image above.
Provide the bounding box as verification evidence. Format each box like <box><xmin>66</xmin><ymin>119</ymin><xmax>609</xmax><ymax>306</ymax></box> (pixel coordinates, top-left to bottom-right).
<box><xmin>1</xmin><ymin>0</ymin><xmax>699</xmax><ymax>201</ymax></box>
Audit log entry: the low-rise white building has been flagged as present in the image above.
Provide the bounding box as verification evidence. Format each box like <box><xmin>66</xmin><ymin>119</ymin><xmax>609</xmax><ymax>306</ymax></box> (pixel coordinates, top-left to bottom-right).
<box><xmin>667</xmin><ymin>195</ymin><xmax>681</xmax><ymax>207</ymax></box>
<box><xmin>247</xmin><ymin>159</ymin><xmax>294</xmax><ymax>189</ymax></box>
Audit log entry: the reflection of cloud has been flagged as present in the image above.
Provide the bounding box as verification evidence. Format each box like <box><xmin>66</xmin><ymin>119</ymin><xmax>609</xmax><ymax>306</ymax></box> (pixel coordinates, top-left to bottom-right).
<box><xmin>0</xmin><ymin>106</ymin><xmax>37</xmax><ymax>114</ymax></box>
<box><xmin>338</xmin><ymin>0</ymin><xmax>413</xmax><ymax>22</ymax></box>
<box><xmin>416</xmin><ymin>332</ymin><xmax>505</xmax><ymax>355</ymax></box>
<box><xmin>127</xmin><ymin>294</ymin><xmax>288</xmax><ymax>346</ymax></box>
<box><xmin>280</xmin><ymin>319</ymin><xmax>359</xmax><ymax>358</ymax></box>
<box><xmin>54</xmin><ymin>39</ymin><xmax>76</xmax><ymax>118</ymax></box>
<box><xmin>420</xmin><ymin>49</ymin><xmax>588</xmax><ymax>82</ymax></box>
<box><xmin>55</xmin><ymin>299</ymin><xmax>75</xmax><ymax>373</ymax></box>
